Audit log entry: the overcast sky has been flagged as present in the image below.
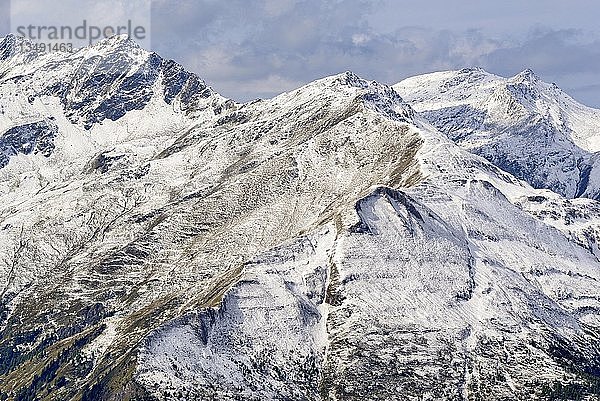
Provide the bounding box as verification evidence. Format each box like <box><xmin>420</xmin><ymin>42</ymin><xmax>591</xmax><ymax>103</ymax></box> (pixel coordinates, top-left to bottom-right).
<box><xmin>146</xmin><ymin>0</ymin><xmax>600</xmax><ymax>106</ymax></box>
<box><xmin>3</xmin><ymin>0</ymin><xmax>600</xmax><ymax>106</ymax></box>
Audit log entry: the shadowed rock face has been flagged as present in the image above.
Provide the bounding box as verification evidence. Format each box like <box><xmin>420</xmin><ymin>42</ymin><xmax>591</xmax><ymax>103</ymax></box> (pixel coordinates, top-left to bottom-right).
<box><xmin>43</xmin><ymin>51</ymin><xmax>215</xmax><ymax>129</ymax></box>
<box><xmin>420</xmin><ymin>105</ymin><xmax>598</xmax><ymax>200</ymax></box>
<box><xmin>0</xmin><ymin>119</ymin><xmax>58</xmax><ymax>167</ymax></box>
<box><xmin>0</xmin><ymin>39</ymin><xmax>600</xmax><ymax>401</ymax></box>
<box><xmin>40</xmin><ymin>47</ymin><xmax>214</xmax><ymax>129</ymax></box>
<box><xmin>0</xmin><ymin>36</ymin><xmax>18</xmax><ymax>61</ymax></box>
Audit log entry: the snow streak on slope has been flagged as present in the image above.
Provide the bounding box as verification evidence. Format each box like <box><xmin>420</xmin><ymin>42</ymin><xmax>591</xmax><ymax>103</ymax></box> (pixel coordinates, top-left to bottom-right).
<box><xmin>137</xmin><ymin>226</ymin><xmax>336</xmax><ymax>400</ymax></box>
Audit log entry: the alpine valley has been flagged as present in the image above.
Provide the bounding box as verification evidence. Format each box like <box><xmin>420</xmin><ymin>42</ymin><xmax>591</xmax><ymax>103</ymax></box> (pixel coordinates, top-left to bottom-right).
<box><xmin>1</xmin><ymin>35</ymin><xmax>600</xmax><ymax>401</ymax></box>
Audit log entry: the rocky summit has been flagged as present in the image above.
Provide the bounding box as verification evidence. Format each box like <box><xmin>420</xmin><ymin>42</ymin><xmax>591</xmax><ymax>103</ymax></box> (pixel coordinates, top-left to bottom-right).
<box><xmin>1</xmin><ymin>35</ymin><xmax>600</xmax><ymax>400</ymax></box>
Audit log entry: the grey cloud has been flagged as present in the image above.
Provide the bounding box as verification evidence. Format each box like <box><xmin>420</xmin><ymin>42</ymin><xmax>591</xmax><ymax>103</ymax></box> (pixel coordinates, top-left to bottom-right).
<box><xmin>565</xmin><ymin>83</ymin><xmax>600</xmax><ymax>108</ymax></box>
<box><xmin>481</xmin><ymin>29</ymin><xmax>600</xmax><ymax>77</ymax></box>
<box><xmin>0</xmin><ymin>0</ymin><xmax>9</xmax><ymax>35</ymax></box>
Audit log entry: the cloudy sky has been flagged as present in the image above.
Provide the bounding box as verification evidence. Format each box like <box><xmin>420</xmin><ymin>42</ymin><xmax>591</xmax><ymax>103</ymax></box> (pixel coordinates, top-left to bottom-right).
<box><xmin>3</xmin><ymin>0</ymin><xmax>600</xmax><ymax>106</ymax></box>
<box><xmin>148</xmin><ymin>0</ymin><xmax>600</xmax><ymax>106</ymax></box>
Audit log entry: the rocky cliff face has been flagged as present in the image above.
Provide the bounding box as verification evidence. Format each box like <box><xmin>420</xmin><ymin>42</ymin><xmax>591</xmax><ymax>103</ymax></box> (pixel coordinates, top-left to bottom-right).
<box><xmin>0</xmin><ymin>37</ymin><xmax>600</xmax><ymax>400</ymax></box>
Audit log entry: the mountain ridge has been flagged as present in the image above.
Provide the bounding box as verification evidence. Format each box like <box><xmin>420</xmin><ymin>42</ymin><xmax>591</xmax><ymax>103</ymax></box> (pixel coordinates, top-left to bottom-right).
<box><xmin>0</xmin><ymin>38</ymin><xmax>600</xmax><ymax>400</ymax></box>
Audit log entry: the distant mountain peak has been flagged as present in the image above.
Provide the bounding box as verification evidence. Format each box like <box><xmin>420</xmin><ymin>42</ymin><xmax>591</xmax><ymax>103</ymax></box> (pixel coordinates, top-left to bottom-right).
<box><xmin>297</xmin><ymin>71</ymin><xmax>415</xmax><ymax>123</ymax></box>
<box><xmin>318</xmin><ymin>70</ymin><xmax>371</xmax><ymax>90</ymax></box>
<box><xmin>458</xmin><ymin>66</ymin><xmax>486</xmax><ymax>75</ymax></box>
<box><xmin>87</xmin><ymin>34</ymin><xmax>145</xmax><ymax>54</ymax></box>
<box><xmin>514</xmin><ymin>68</ymin><xmax>538</xmax><ymax>81</ymax></box>
<box><xmin>394</xmin><ymin>67</ymin><xmax>600</xmax><ymax>200</ymax></box>
<box><xmin>0</xmin><ymin>32</ymin><xmax>228</xmax><ymax>135</ymax></box>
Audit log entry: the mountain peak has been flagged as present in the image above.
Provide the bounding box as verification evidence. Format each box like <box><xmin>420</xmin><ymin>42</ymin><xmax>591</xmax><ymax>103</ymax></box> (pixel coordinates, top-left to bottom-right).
<box><xmin>0</xmin><ymin>33</ymin><xmax>23</xmax><ymax>43</ymax></box>
<box><xmin>97</xmin><ymin>33</ymin><xmax>136</xmax><ymax>45</ymax></box>
<box><xmin>0</xmin><ymin>33</ymin><xmax>227</xmax><ymax>132</ymax></box>
<box><xmin>86</xmin><ymin>34</ymin><xmax>145</xmax><ymax>55</ymax></box>
<box><xmin>322</xmin><ymin>70</ymin><xmax>370</xmax><ymax>89</ymax></box>
<box><xmin>319</xmin><ymin>71</ymin><xmax>402</xmax><ymax>97</ymax></box>
<box><xmin>513</xmin><ymin>68</ymin><xmax>538</xmax><ymax>83</ymax></box>
<box><xmin>395</xmin><ymin>65</ymin><xmax>600</xmax><ymax>199</ymax></box>
<box><xmin>458</xmin><ymin>67</ymin><xmax>486</xmax><ymax>75</ymax></box>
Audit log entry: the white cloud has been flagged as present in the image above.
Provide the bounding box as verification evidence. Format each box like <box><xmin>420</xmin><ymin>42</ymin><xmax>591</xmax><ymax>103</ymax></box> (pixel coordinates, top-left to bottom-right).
<box><xmin>352</xmin><ymin>33</ymin><xmax>370</xmax><ymax>45</ymax></box>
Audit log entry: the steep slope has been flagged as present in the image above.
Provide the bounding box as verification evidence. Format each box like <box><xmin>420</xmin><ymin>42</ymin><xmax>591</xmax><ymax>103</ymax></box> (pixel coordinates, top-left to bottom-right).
<box><xmin>133</xmin><ymin>112</ymin><xmax>600</xmax><ymax>400</ymax></box>
<box><xmin>394</xmin><ymin>68</ymin><xmax>600</xmax><ymax>200</ymax></box>
<box><xmin>0</xmin><ymin>38</ymin><xmax>600</xmax><ymax>401</ymax></box>
<box><xmin>0</xmin><ymin>62</ymin><xmax>423</xmax><ymax>399</ymax></box>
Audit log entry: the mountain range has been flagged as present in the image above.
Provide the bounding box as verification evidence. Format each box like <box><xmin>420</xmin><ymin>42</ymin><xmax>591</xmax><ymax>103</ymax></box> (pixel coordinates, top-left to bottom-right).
<box><xmin>0</xmin><ymin>34</ymin><xmax>600</xmax><ymax>401</ymax></box>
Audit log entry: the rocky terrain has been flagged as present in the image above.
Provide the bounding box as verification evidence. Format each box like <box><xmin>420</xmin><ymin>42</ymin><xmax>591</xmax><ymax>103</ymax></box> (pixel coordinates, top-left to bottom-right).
<box><xmin>0</xmin><ymin>35</ymin><xmax>600</xmax><ymax>400</ymax></box>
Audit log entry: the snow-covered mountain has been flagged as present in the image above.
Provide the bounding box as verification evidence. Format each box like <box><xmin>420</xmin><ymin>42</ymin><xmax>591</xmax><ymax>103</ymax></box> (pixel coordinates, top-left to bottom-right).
<box><xmin>394</xmin><ymin>68</ymin><xmax>600</xmax><ymax>200</ymax></box>
<box><xmin>1</xmin><ymin>36</ymin><xmax>600</xmax><ymax>400</ymax></box>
